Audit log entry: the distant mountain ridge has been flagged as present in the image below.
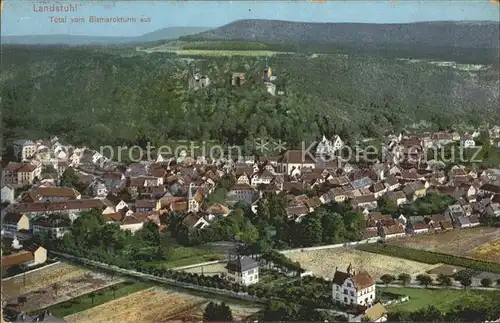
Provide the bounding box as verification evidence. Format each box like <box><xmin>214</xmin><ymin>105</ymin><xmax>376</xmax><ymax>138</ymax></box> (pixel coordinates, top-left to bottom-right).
<box><xmin>1</xmin><ymin>27</ymin><xmax>209</xmax><ymax>45</ymax></box>
<box><xmin>182</xmin><ymin>19</ymin><xmax>499</xmax><ymax>49</ymax></box>
<box><xmin>180</xmin><ymin>19</ymin><xmax>499</xmax><ymax>63</ymax></box>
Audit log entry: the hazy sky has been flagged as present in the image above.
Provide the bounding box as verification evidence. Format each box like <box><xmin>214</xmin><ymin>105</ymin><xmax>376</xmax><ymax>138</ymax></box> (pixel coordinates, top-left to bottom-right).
<box><xmin>1</xmin><ymin>0</ymin><xmax>499</xmax><ymax>37</ymax></box>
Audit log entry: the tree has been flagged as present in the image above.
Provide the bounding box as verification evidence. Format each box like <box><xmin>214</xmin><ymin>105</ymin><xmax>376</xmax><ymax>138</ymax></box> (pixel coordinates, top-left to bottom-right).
<box><xmin>398</xmin><ymin>273</ymin><xmax>411</xmax><ymax>286</ymax></box>
<box><xmin>203</xmin><ymin>301</ymin><xmax>233</xmax><ymax>322</ymax></box>
<box><xmin>60</xmin><ymin>168</ymin><xmax>85</xmax><ymax>192</ymax></box>
<box><xmin>459</xmin><ymin>277</ymin><xmax>472</xmax><ymax>290</ymax></box>
<box><xmin>416</xmin><ymin>274</ymin><xmax>433</xmax><ymax>288</ymax></box>
<box><xmin>298</xmin><ymin>212</ymin><xmax>322</xmax><ymax>247</ymax></box>
<box><xmin>437</xmin><ymin>274</ymin><xmax>452</xmax><ymax>288</ymax></box>
<box><xmin>321</xmin><ymin>212</ymin><xmax>347</xmax><ymax>244</ymax></box>
<box><xmin>88</xmin><ymin>292</ymin><xmax>96</xmax><ymax>306</ymax></box>
<box><xmin>110</xmin><ymin>285</ymin><xmax>118</xmax><ymax>299</ymax></box>
<box><xmin>481</xmin><ymin>277</ymin><xmax>492</xmax><ymax>287</ymax></box>
<box><xmin>380</xmin><ymin>274</ymin><xmax>396</xmax><ymax>287</ymax></box>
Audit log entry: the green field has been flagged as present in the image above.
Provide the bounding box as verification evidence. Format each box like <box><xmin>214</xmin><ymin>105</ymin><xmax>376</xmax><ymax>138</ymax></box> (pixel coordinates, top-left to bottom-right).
<box><xmin>380</xmin><ymin>287</ymin><xmax>500</xmax><ymax>312</ymax></box>
<box><xmin>32</xmin><ymin>281</ymin><xmax>150</xmax><ymax>318</ymax></box>
<box><xmin>146</xmin><ymin>247</ymin><xmax>225</xmax><ymax>269</ymax></box>
<box><xmin>177</xmin><ymin>49</ymin><xmax>284</xmax><ymax>57</ymax></box>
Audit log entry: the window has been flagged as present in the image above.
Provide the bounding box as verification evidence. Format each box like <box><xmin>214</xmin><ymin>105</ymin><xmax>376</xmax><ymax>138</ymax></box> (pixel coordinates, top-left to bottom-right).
<box><xmin>344</xmin><ymin>297</ymin><xmax>348</xmax><ymax>303</ymax></box>
<box><xmin>336</xmin><ymin>286</ymin><xmax>340</xmax><ymax>290</ymax></box>
<box><xmin>365</xmin><ymin>298</ymin><xmax>368</xmax><ymax>304</ymax></box>
<box><xmin>343</xmin><ymin>289</ymin><xmax>348</xmax><ymax>295</ymax></box>
<box><xmin>247</xmin><ymin>269</ymin><xmax>254</xmax><ymax>275</ymax></box>
<box><xmin>347</xmin><ymin>282</ymin><xmax>352</xmax><ymax>287</ymax></box>
<box><xmin>370</xmin><ymin>295</ymin><xmax>373</xmax><ymax>299</ymax></box>
<box><xmin>350</xmin><ymin>291</ymin><xmax>354</xmax><ymax>297</ymax></box>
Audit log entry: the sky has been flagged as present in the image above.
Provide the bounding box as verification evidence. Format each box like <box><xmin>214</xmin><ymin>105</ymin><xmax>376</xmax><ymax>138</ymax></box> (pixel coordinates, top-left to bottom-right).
<box><xmin>1</xmin><ymin>0</ymin><xmax>499</xmax><ymax>37</ymax></box>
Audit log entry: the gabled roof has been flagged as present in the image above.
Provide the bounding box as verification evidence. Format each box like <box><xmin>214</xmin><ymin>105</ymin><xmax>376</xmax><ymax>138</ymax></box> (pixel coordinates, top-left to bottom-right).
<box><xmin>1</xmin><ymin>251</ymin><xmax>34</xmax><ymax>268</ymax></box>
<box><xmin>226</xmin><ymin>256</ymin><xmax>259</xmax><ymax>272</ymax></box>
<box><xmin>332</xmin><ymin>269</ymin><xmax>375</xmax><ymax>290</ymax></box>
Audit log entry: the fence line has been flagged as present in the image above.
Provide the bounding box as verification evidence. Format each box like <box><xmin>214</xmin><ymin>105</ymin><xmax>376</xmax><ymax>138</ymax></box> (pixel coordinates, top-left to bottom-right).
<box><xmin>1</xmin><ymin>261</ymin><xmax>61</xmax><ymax>281</ymax></box>
<box><xmin>50</xmin><ymin>251</ymin><xmax>264</xmax><ymax>303</ymax></box>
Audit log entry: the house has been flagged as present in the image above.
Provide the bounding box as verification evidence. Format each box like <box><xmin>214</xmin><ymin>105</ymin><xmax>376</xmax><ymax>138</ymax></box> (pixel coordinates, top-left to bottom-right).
<box><xmin>461</xmin><ymin>137</ymin><xmax>476</xmax><ymax>148</ymax></box>
<box><xmin>381</xmin><ymin>224</ymin><xmax>406</xmax><ymax>239</ymax></box>
<box><xmin>384</xmin><ymin>190</ymin><xmax>407</xmax><ymax>206</ymax></box>
<box><xmin>135</xmin><ymin>200</ymin><xmax>161</xmax><ymax>213</ymax></box>
<box><xmin>361</xmin><ymin>303</ymin><xmax>388</xmax><ymax>322</ymax></box>
<box><xmin>485</xmin><ymin>203</ymin><xmax>500</xmax><ymax>217</ymax></box>
<box><xmin>32</xmin><ymin>216</ymin><xmax>71</xmax><ymax>238</ymax></box>
<box><xmin>1</xmin><ymin>185</ymin><xmax>15</xmax><ymax>204</ymax></box>
<box><xmin>13</xmin><ymin>199</ymin><xmax>107</xmax><ymax>219</ymax></box>
<box><xmin>278</xmin><ymin>150</ymin><xmax>316</xmax><ymax>175</ymax></box>
<box><xmin>2</xmin><ymin>213</ymin><xmax>30</xmax><ymax>233</ymax></box>
<box><xmin>352</xmin><ymin>195</ymin><xmax>377</xmax><ymax>210</ymax></box>
<box><xmin>370</xmin><ymin>182</ymin><xmax>387</xmax><ymax>198</ymax></box>
<box><xmin>250</xmin><ymin>170</ymin><xmax>274</xmax><ymax>187</ymax></box>
<box><xmin>445</xmin><ymin>204</ymin><xmax>466</xmax><ymax>222</ymax></box>
<box><xmin>407</xmin><ymin>216</ymin><xmax>429</xmax><ymax>234</ymax></box>
<box><xmin>330</xmin><ymin>187</ymin><xmax>348</xmax><ymax>203</ymax></box>
<box><xmin>119</xmin><ymin>213</ymin><xmax>150</xmax><ymax>232</ymax></box>
<box><xmin>21</xmin><ymin>187</ymin><xmax>81</xmax><ymax>203</ymax></box>
<box><xmin>469</xmin><ymin>215</ymin><xmax>480</xmax><ymax>227</ymax></box>
<box><xmin>226</xmin><ymin>256</ymin><xmax>259</xmax><ymax>286</ymax></box>
<box><xmin>205</xmin><ymin>203</ymin><xmax>230</xmax><ymax>217</ymax></box>
<box><xmin>227</xmin><ymin>183</ymin><xmax>258</xmax><ymax>204</ymax></box>
<box><xmin>331</xmin><ymin>265</ymin><xmax>376</xmax><ymax>306</ymax></box>
<box><xmin>13</xmin><ymin>139</ymin><xmax>37</xmax><ymax>161</ymax></box>
<box><xmin>2</xmin><ymin>162</ymin><xmax>41</xmax><ymax>186</ymax></box>
<box><xmin>182</xmin><ymin>213</ymin><xmax>210</xmax><ymax>230</ymax></box>
<box><xmin>285</xmin><ymin>206</ymin><xmax>309</xmax><ymax>221</ymax></box>
<box><xmin>454</xmin><ymin>215</ymin><xmax>472</xmax><ymax>229</ymax></box>
<box><xmin>480</xmin><ymin>184</ymin><xmax>500</xmax><ymax>195</ymax></box>
<box><xmin>403</xmin><ymin>181</ymin><xmax>427</xmax><ymax>200</ymax></box>
<box><xmin>431</xmin><ymin>132</ymin><xmax>454</xmax><ymax>145</ymax></box>
<box><xmin>1</xmin><ymin>245</ymin><xmax>47</xmax><ymax>277</ymax></box>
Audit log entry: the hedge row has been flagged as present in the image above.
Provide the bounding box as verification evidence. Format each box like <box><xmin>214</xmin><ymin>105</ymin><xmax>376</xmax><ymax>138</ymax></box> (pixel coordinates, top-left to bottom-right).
<box><xmin>356</xmin><ymin>243</ymin><xmax>500</xmax><ymax>274</ymax></box>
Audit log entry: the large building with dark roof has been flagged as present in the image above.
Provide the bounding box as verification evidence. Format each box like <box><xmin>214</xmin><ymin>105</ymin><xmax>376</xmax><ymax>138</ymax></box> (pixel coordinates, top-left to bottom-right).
<box><xmin>225</xmin><ymin>256</ymin><xmax>259</xmax><ymax>286</ymax></box>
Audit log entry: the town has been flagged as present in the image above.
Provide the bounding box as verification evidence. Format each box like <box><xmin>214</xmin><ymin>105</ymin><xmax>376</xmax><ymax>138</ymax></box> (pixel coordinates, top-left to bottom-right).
<box><xmin>1</xmin><ymin>125</ymin><xmax>500</xmax><ymax>322</ymax></box>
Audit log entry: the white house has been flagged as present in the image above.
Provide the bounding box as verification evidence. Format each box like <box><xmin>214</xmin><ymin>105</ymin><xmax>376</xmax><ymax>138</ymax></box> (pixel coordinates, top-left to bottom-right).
<box><xmin>13</xmin><ymin>139</ymin><xmax>37</xmax><ymax>161</ymax></box>
<box><xmin>331</xmin><ymin>265</ymin><xmax>376</xmax><ymax>307</ymax></box>
<box><xmin>1</xmin><ymin>185</ymin><xmax>15</xmax><ymax>204</ymax></box>
<box><xmin>225</xmin><ymin>256</ymin><xmax>259</xmax><ymax>286</ymax></box>
<box><xmin>461</xmin><ymin>137</ymin><xmax>476</xmax><ymax>149</ymax></box>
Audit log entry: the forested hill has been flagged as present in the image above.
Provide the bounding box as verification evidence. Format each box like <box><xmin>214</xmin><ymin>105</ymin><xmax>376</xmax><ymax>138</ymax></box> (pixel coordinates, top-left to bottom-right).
<box><xmin>1</xmin><ymin>46</ymin><xmax>499</xmax><ymax>151</ymax></box>
<box><xmin>182</xmin><ymin>20</ymin><xmax>500</xmax><ymax>63</ymax></box>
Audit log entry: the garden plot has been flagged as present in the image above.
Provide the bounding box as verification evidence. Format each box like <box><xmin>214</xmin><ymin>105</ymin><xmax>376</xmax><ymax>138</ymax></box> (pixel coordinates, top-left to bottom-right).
<box><xmin>183</xmin><ymin>263</ymin><xmax>228</xmax><ymax>276</ymax></box>
<box><xmin>2</xmin><ymin>262</ymin><xmax>89</xmax><ymax>300</ymax></box>
<box><xmin>4</xmin><ymin>270</ymin><xmax>122</xmax><ymax>313</ymax></box>
<box><xmin>63</xmin><ymin>287</ymin><xmax>207</xmax><ymax>323</ymax></box>
<box><xmin>287</xmin><ymin>248</ymin><xmax>439</xmax><ymax>279</ymax></box>
<box><xmin>465</xmin><ymin>239</ymin><xmax>500</xmax><ymax>263</ymax></box>
<box><xmin>387</xmin><ymin>227</ymin><xmax>500</xmax><ymax>256</ymax></box>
